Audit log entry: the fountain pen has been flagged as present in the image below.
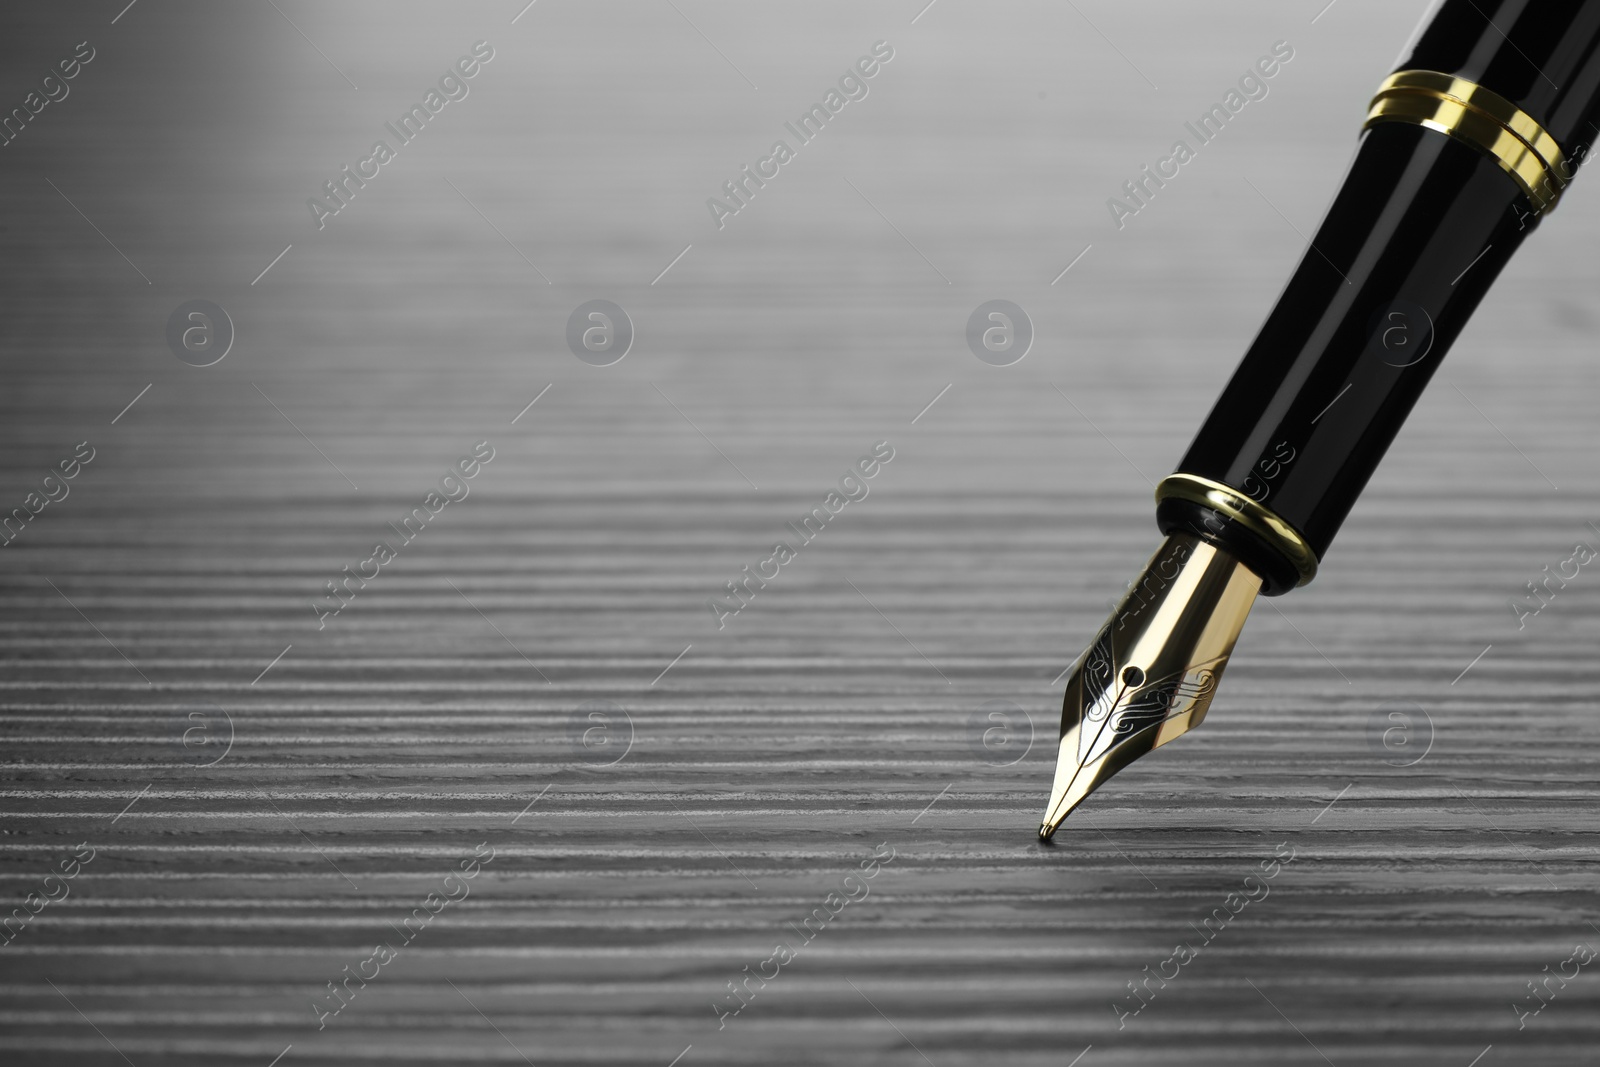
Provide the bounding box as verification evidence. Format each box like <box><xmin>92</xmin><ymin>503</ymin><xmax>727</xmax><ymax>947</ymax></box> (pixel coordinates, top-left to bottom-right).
<box><xmin>1040</xmin><ymin>0</ymin><xmax>1600</xmax><ymax>839</ymax></box>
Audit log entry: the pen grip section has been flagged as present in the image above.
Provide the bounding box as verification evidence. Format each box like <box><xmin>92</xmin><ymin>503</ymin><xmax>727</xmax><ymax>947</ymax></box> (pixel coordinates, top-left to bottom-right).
<box><xmin>1162</xmin><ymin>120</ymin><xmax>1533</xmax><ymax>594</ymax></box>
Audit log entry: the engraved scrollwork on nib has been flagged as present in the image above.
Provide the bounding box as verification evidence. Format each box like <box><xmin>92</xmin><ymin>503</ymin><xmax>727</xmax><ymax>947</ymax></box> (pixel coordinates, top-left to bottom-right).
<box><xmin>1111</xmin><ymin>664</ymin><xmax>1220</xmax><ymax>738</ymax></box>
<box><xmin>1041</xmin><ymin>534</ymin><xmax>1261</xmax><ymax>840</ymax></box>
<box><xmin>1108</xmin><ymin>677</ymin><xmax>1186</xmax><ymax>740</ymax></box>
<box><xmin>1080</xmin><ymin>627</ymin><xmax>1115</xmax><ymax>723</ymax></box>
<box><xmin>1080</xmin><ymin>659</ymin><xmax>1224</xmax><ymax>765</ymax></box>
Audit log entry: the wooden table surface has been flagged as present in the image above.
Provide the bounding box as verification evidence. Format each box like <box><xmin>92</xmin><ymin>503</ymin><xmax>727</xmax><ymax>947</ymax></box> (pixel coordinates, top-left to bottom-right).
<box><xmin>3</xmin><ymin>2</ymin><xmax>1599</xmax><ymax>1064</ymax></box>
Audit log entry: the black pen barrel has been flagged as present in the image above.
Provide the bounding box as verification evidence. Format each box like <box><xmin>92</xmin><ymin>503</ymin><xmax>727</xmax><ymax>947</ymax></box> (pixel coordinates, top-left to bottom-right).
<box><xmin>1157</xmin><ymin>0</ymin><xmax>1600</xmax><ymax>595</ymax></box>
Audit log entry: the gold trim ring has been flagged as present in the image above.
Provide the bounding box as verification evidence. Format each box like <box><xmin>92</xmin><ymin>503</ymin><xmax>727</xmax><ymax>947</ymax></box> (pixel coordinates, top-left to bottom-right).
<box><xmin>1155</xmin><ymin>474</ymin><xmax>1319</xmax><ymax>587</ymax></box>
<box><xmin>1364</xmin><ymin>70</ymin><xmax>1566</xmax><ymax>212</ymax></box>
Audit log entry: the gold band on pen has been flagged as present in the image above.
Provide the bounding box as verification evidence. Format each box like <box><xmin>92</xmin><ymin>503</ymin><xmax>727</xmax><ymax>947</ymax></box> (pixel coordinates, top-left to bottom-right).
<box><xmin>1363</xmin><ymin>70</ymin><xmax>1566</xmax><ymax>212</ymax></box>
<box><xmin>1155</xmin><ymin>473</ymin><xmax>1319</xmax><ymax>587</ymax></box>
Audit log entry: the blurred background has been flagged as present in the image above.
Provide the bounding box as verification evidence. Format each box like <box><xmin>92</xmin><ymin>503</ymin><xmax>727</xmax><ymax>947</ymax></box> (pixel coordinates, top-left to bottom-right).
<box><xmin>2</xmin><ymin>1</ymin><xmax>1598</xmax><ymax>1064</ymax></box>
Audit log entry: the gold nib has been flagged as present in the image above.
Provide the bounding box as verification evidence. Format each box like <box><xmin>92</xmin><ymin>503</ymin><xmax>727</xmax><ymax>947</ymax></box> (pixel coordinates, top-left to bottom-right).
<box><xmin>1039</xmin><ymin>533</ymin><xmax>1260</xmax><ymax>840</ymax></box>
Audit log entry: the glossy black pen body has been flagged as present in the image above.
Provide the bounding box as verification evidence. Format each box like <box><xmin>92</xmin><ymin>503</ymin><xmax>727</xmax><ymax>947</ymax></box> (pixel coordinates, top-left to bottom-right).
<box><xmin>1041</xmin><ymin>0</ymin><xmax>1600</xmax><ymax>839</ymax></box>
